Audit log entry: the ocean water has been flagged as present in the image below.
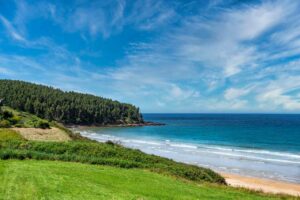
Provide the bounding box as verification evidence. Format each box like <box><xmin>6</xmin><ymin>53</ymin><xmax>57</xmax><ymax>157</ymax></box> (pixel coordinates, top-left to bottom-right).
<box><xmin>79</xmin><ymin>114</ymin><xmax>300</xmax><ymax>183</ymax></box>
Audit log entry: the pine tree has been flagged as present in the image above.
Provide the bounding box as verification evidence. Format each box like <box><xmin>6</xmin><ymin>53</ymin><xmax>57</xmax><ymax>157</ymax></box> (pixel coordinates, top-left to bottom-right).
<box><xmin>0</xmin><ymin>80</ymin><xmax>144</xmax><ymax>125</ymax></box>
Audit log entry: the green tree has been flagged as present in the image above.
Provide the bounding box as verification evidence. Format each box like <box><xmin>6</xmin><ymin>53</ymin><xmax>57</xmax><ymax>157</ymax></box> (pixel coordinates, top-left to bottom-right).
<box><xmin>0</xmin><ymin>80</ymin><xmax>144</xmax><ymax>125</ymax></box>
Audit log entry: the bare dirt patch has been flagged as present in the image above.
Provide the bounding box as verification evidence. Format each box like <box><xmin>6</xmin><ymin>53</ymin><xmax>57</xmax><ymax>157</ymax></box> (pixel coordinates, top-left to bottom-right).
<box><xmin>12</xmin><ymin>127</ymin><xmax>71</xmax><ymax>142</ymax></box>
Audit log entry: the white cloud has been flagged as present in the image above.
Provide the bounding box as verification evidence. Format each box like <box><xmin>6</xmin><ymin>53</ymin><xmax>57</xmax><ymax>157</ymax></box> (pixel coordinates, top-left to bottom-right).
<box><xmin>95</xmin><ymin>0</ymin><xmax>300</xmax><ymax>111</ymax></box>
<box><xmin>224</xmin><ymin>88</ymin><xmax>250</xmax><ymax>100</ymax></box>
<box><xmin>255</xmin><ymin>75</ymin><xmax>300</xmax><ymax>110</ymax></box>
<box><xmin>257</xmin><ymin>89</ymin><xmax>300</xmax><ymax>110</ymax></box>
<box><xmin>126</xmin><ymin>0</ymin><xmax>175</xmax><ymax>30</ymax></box>
<box><xmin>67</xmin><ymin>3</ymin><xmax>121</xmax><ymax>38</ymax></box>
<box><xmin>172</xmin><ymin>0</ymin><xmax>289</xmax><ymax>77</ymax></box>
<box><xmin>0</xmin><ymin>15</ymin><xmax>26</xmax><ymax>42</ymax></box>
<box><xmin>50</xmin><ymin>0</ymin><xmax>176</xmax><ymax>38</ymax></box>
<box><xmin>0</xmin><ymin>67</ymin><xmax>14</xmax><ymax>76</ymax></box>
<box><xmin>2</xmin><ymin>0</ymin><xmax>300</xmax><ymax>112</ymax></box>
<box><xmin>168</xmin><ymin>84</ymin><xmax>200</xmax><ymax>101</ymax></box>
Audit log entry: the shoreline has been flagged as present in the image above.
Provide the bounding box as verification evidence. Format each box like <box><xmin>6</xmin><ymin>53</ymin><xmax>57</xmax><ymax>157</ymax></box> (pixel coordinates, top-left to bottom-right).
<box><xmin>67</xmin><ymin>121</ymin><xmax>165</xmax><ymax>129</ymax></box>
<box><xmin>220</xmin><ymin>172</ymin><xmax>300</xmax><ymax>196</ymax></box>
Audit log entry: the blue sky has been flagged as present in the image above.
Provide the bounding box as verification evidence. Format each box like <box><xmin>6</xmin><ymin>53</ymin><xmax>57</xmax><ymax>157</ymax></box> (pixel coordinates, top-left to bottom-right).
<box><xmin>1</xmin><ymin>0</ymin><xmax>300</xmax><ymax>113</ymax></box>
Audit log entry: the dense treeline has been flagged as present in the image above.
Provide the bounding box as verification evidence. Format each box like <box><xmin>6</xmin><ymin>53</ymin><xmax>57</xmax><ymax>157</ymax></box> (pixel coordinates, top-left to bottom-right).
<box><xmin>0</xmin><ymin>80</ymin><xmax>143</xmax><ymax>125</ymax></box>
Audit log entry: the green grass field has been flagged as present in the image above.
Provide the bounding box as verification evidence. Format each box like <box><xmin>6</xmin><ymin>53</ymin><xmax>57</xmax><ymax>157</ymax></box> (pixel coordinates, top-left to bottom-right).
<box><xmin>0</xmin><ymin>160</ymin><xmax>294</xmax><ymax>200</ymax></box>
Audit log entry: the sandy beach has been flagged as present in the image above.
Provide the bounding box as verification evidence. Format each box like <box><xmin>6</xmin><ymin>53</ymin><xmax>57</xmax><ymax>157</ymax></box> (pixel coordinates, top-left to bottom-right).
<box><xmin>221</xmin><ymin>172</ymin><xmax>300</xmax><ymax>196</ymax></box>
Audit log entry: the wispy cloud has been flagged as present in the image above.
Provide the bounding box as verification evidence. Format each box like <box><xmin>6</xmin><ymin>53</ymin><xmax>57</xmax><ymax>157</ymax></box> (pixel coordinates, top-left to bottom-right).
<box><xmin>103</xmin><ymin>0</ymin><xmax>300</xmax><ymax>111</ymax></box>
<box><xmin>125</xmin><ymin>0</ymin><xmax>176</xmax><ymax>31</ymax></box>
<box><xmin>0</xmin><ymin>66</ymin><xmax>14</xmax><ymax>76</ymax></box>
<box><xmin>171</xmin><ymin>0</ymin><xmax>290</xmax><ymax>77</ymax></box>
<box><xmin>0</xmin><ymin>15</ymin><xmax>26</xmax><ymax>42</ymax></box>
<box><xmin>1</xmin><ymin>0</ymin><xmax>300</xmax><ymax>112</ymax></box>
<box><xmin>224</xmin><ymin>88</ymin><xmax>251</xmax><ymax>101</ymax></box>
<box><xmin>46</xmin><ymin>0</ymin><xmax>176</xmax><ymax>38</ymax></box>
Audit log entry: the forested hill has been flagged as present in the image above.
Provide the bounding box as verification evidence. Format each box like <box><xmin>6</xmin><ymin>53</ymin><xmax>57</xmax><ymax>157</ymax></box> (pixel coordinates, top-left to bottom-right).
<box><xmin>0</xmin><ymin>80</ymin><xmax>143</xmax><ymax>125</ymax></box>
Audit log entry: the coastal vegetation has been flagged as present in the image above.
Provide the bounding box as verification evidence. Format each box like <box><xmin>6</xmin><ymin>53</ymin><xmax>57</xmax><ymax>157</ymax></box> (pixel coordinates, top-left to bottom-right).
<box><xmin>0</xmin><ymin>129</ymin><xmax>23</xmax><ymax>141</ymax></box>
<box><xmin>0</xmin><ymin>129</ymin><xmax>225</xmax><ymax>184</ymax></box>
<box><xmin>0</xmin><ymin>106</ymin><xmax>86</xmax><ymax>141</ymax></box>
<box><xmin>0</xmin><ymin>107</ymin><xmax>225</xmax><ymax>184</ymax></box>
<box><xmin>0</xmin><ymin>80</ymin><xmax>143</xmax><ymax>125</ymax></box>
<box><xmin>0</xmin><ymin>104</ymin><xmax>227</xmax><ymax>187</ymax></box>
<box><xmin>0</xmin><ymin>106</ymin><xmax>50</xmax><ymax>129</ymax></box>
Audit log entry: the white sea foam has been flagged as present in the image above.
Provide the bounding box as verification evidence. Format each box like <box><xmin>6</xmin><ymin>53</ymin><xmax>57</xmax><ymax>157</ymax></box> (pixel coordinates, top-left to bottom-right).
<box><xmin>79</xmin><ymin>130</ymin><xmax>300</xmax><ymax>183</ymax></box>
<box><xmin>197</xmin><ymin>144</ymin><xmax>300</xmax><ymax>159</ymax></box>
<box><xmin>168</xmin><ymin>143</ymin><xmax>198</xmax><ymax>149</ymax></box>
<box><xmin>81</xmin><ymin>131</ymin><xmax>300</xmax><ymax>164</ymax></box>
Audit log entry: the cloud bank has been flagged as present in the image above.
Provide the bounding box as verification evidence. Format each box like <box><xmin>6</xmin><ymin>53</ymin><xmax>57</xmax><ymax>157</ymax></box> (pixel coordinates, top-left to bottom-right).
<box><xmin>0</xmin><ymin>0</ymin><xmax>300</xmax><ymax>112</ymax></box>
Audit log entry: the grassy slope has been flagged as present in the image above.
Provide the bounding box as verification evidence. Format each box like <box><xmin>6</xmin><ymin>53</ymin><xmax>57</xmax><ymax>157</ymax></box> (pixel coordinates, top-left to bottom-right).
<box><xmin>1</xmin><ymin>106</ymin><xmax>85</xmax><ymax>140</ymax></box>
<box><xmin>0</xmin><ymin>160</ymin><xmax>293</xmax><ymax>200</ymax></box>
<box><xmin>1</xmin><ymin>106</ymin><xmax>49</xmax><ymax>128</ymax></box>
<box><xmin>0</xmin><ymin>129</ymin><xmax>23</xmax><ymax>141</ymax></box>
<box><xmin>0</xmin><ymin>139</ymin><xmax>225</xmax><ymax>184</ymax></box>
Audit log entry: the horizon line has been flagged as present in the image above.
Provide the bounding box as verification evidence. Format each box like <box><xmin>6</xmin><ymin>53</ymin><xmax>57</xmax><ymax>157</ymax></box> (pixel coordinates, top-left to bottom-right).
<box><xmin>142</xmin><ymin>112</ymin><xmax>300</xmax><ymax>115</ymax></box>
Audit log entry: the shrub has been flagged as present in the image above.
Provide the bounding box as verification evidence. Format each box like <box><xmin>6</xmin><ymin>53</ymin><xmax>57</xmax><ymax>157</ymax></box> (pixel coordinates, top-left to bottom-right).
<box><xmin>0</xmin><ymin>120</ymin><xmax>11</xmax><ymax>128</ymax></box>
<box><xmin>34</xmin><ymin>120</ymin><xmax>50</xmax><ymax>129</ymax></box>
<box><xmin>14</xmin><ymin>124</ymin><xmax>23</xmax><ymax>128</ymax></box>
<box><xmin>2</xmin><ymin>111</ymin><xmax>13</xmax><ymax>119</ymax></box>
<box><xmin>9</xmin><ymin>116</ymin><xmax>21</xmax><ymax>124</ymax></box>
<box><xmin>105</xmin><ymin>140</ymin><xmax>115</xmax><ymax>145</ymax></box>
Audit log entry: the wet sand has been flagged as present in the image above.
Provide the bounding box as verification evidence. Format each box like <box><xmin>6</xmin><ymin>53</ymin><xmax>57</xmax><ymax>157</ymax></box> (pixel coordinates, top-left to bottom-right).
<box><xmin>221</xmin><ymin>172</ymin><xmax>300</xmax><ymax>196</ymax></box>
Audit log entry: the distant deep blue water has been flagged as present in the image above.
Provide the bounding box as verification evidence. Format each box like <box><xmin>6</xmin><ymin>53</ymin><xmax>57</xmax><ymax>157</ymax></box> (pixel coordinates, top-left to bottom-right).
<box><xmin>79</xmin><ymin>114</ymin><xmax>300</xmax><ymax>183</ymax></box>
<box><xmin>143</xmin><ymin>114</ymin><xmax>300</xmax><ymax>152</ymax></box>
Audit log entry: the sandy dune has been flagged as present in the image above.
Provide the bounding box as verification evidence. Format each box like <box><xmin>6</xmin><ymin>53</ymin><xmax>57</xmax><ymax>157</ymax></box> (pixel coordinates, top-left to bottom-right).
<box><xmin>12</xmin><ymin>127</ymin><xmax>71</xmax><ymax>142</ymax></box>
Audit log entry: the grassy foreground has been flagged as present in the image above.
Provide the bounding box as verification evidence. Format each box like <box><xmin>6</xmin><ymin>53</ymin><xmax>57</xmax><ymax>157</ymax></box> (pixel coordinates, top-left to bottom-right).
<box><xmin>0</xmin><ymin>160</ymin><xmax>294</xmax><ymax>200</ymax></box>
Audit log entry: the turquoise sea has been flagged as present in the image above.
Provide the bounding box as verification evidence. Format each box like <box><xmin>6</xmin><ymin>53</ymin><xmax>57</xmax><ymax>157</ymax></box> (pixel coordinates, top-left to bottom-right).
<box><xmin>79</xmin><ymin>114</ymin><xmax>300</xmax><ymax>183</ymax></box>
